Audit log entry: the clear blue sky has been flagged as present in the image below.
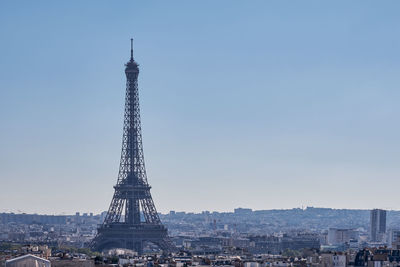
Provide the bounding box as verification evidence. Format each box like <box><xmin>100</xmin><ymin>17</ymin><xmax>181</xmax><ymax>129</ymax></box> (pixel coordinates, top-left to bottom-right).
<box><xmin>1</xmin><ymin>1</ymin><xmax>400</xmax><ymax>215</ymax></box>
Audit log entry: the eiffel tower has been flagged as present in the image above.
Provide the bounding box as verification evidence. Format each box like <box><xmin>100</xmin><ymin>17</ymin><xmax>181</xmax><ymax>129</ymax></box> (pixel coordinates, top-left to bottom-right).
<box><xmin>91</xmin><ymin>39</ymin><xmax>176</xmax><ymax>255</ymax></box>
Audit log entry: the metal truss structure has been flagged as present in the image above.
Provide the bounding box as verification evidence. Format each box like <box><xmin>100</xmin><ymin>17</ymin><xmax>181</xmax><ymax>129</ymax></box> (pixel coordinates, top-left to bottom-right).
<box><xmin>91</xmin><ymin>40</ymin><xmax>176</xmax><ymax>255</ymax></box>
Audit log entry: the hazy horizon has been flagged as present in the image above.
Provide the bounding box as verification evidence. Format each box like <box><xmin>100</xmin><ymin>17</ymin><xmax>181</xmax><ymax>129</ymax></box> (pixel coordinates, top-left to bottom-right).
<box><xmin>1</xmin><ymin>1</ymin><xmax>400</xmax><ymax>214</ymax></box>
<box><xmin>1</xmin><ymin>206</ymin><xmax>396</xmax><ymax>217</ymax></box>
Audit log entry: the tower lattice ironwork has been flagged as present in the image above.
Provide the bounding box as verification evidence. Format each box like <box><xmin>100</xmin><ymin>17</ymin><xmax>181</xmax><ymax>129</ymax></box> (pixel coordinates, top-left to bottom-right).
<box><xmin>91</xmin><ymin>39</ymin><xmax>176</xmax><ymax>254</ymax></box>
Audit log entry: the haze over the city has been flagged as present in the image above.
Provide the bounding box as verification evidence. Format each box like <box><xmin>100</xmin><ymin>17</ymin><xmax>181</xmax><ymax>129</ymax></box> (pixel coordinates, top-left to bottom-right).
<box><xmin>1</xmin><ymin>1</ymin><xmax>400</xmax><ymax>215</ymax></box>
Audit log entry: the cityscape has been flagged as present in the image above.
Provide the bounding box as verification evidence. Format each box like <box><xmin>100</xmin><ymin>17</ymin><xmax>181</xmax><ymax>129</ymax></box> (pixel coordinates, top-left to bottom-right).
<box><xmin>1</xmin><ymin>1</ymin><xmax>400</xmax><ymax>267</ymax></box>
<box><xmin>1</xmin><ymin>208</ymin><xmax>400</xmax><ymax>266</ymax></box>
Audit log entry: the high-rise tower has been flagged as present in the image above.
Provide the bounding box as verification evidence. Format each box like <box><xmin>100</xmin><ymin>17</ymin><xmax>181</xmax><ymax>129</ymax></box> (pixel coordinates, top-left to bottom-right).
<box><xmin>370</xmin><ymin>209</ymin><xmax>387</xmax><ymax>242</ymax></box>
<box><xmin>91</xmin><ymin>40</ymin><xmax>176</xmax><ymax>254</ymax></box>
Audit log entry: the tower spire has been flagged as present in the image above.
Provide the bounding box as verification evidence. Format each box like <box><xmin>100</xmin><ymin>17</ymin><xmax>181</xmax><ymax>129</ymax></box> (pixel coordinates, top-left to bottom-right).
<box><xmin>130</xmin><ymin>38</ymin><xmax>133</xmax><ymax>61</ymax></box>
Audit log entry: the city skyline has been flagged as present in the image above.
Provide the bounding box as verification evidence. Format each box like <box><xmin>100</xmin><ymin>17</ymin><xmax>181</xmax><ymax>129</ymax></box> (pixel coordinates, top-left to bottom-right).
<box><xmin>1</xmin><ymin>1</ymin><xmax>400</xmax><ymax>214</ymax></box>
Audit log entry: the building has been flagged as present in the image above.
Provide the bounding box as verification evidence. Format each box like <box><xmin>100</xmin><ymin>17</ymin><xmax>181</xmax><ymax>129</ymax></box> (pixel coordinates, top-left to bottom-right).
<box><xmin>234</xmin><ymin>208</ymin><xmax>253</xmax><ymax>215</ymax></box>
<box><xmin>5</xmin><ymin>254</ymin><xmax>51</xmax><ymax>267</ymax></box>
<box><xmin>332</xmin><ymin>254</ymin><xmax>347</xmax><ymax>267</ymax></box>
<box><xmin>370</xmin><ymin>209</ymin><xmax>386</xmax><ymax>242</ymax></box>
<box><xmin>328</xmin><ymin>228</ymin><xmax>358</xmax><ymax>245</ymax></box>
<box><xmin>388</xmin><ymin>229</ymin><xmax>400</xmax><ymax>248</ymax></box>
<box><xmin>0</xmin><ymin>213</ymin><xmax>67</xmax><ymax>225</ymax></box>
<box><xmin>320</xmin><ymin>253</ymin><xmax>347</xmax><ymax>267</ymax></box>
<box><xmin>248</xmin><ymin>233</ymin><xmax>320</xmax><ymax>254</ymax></box>
<box><xmin>50</xmin><ymin>259</ymin><xmax>94</xmax><ymax>267</ymax></box>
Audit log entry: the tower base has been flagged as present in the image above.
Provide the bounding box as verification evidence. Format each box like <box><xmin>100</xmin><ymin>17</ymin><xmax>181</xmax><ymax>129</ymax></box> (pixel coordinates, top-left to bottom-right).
<box><xmin>91</xmin><ymin>223</ymin><xmax>176</xmax><ymax>255</ymax></box>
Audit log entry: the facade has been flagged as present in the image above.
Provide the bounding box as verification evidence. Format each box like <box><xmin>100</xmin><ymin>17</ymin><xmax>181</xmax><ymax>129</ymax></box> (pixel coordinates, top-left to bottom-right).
<box><xmin>248</xmin><ymin>234</ymin><xmax>320</xmax><ymax>254</ymax></box>
<box><xmin>388</xmin><ymin>229</ymin><xmax>400</xmax><ymax>248</ymax></box>
<box><xmin>327</xmin><ymin>228</ymin><xmax>358</xmax><ymax>245</ymax></box>
<box><xmin>50</xmin><ymin>259</ymin><xmax>94</xmax><ymax>267</ymax></box>
<box><xmin>332</xmin><ymin>255</ymin><xmax>346</xmax><ymax>267</ymax></box>
<box><xmin>370</xmin><ymin>209</ymin><xmax>386</xmax><ymax>242</ymax></box>
<box><xmin>5</xmin><ymin>254</ymin><xmax>51</xmax><ymax>267</ymax></box>
<box><xmin>320</xmin><ymin>254</ymin><xmax>347</xmax><ymax>267</ymax></box>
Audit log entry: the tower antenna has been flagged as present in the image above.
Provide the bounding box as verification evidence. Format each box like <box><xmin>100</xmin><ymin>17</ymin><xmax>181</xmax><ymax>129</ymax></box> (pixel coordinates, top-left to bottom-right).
<box><xmin>130</xmin><ymin>38</ymin><xmax>133</xmax><ymax>60</ymax></box>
